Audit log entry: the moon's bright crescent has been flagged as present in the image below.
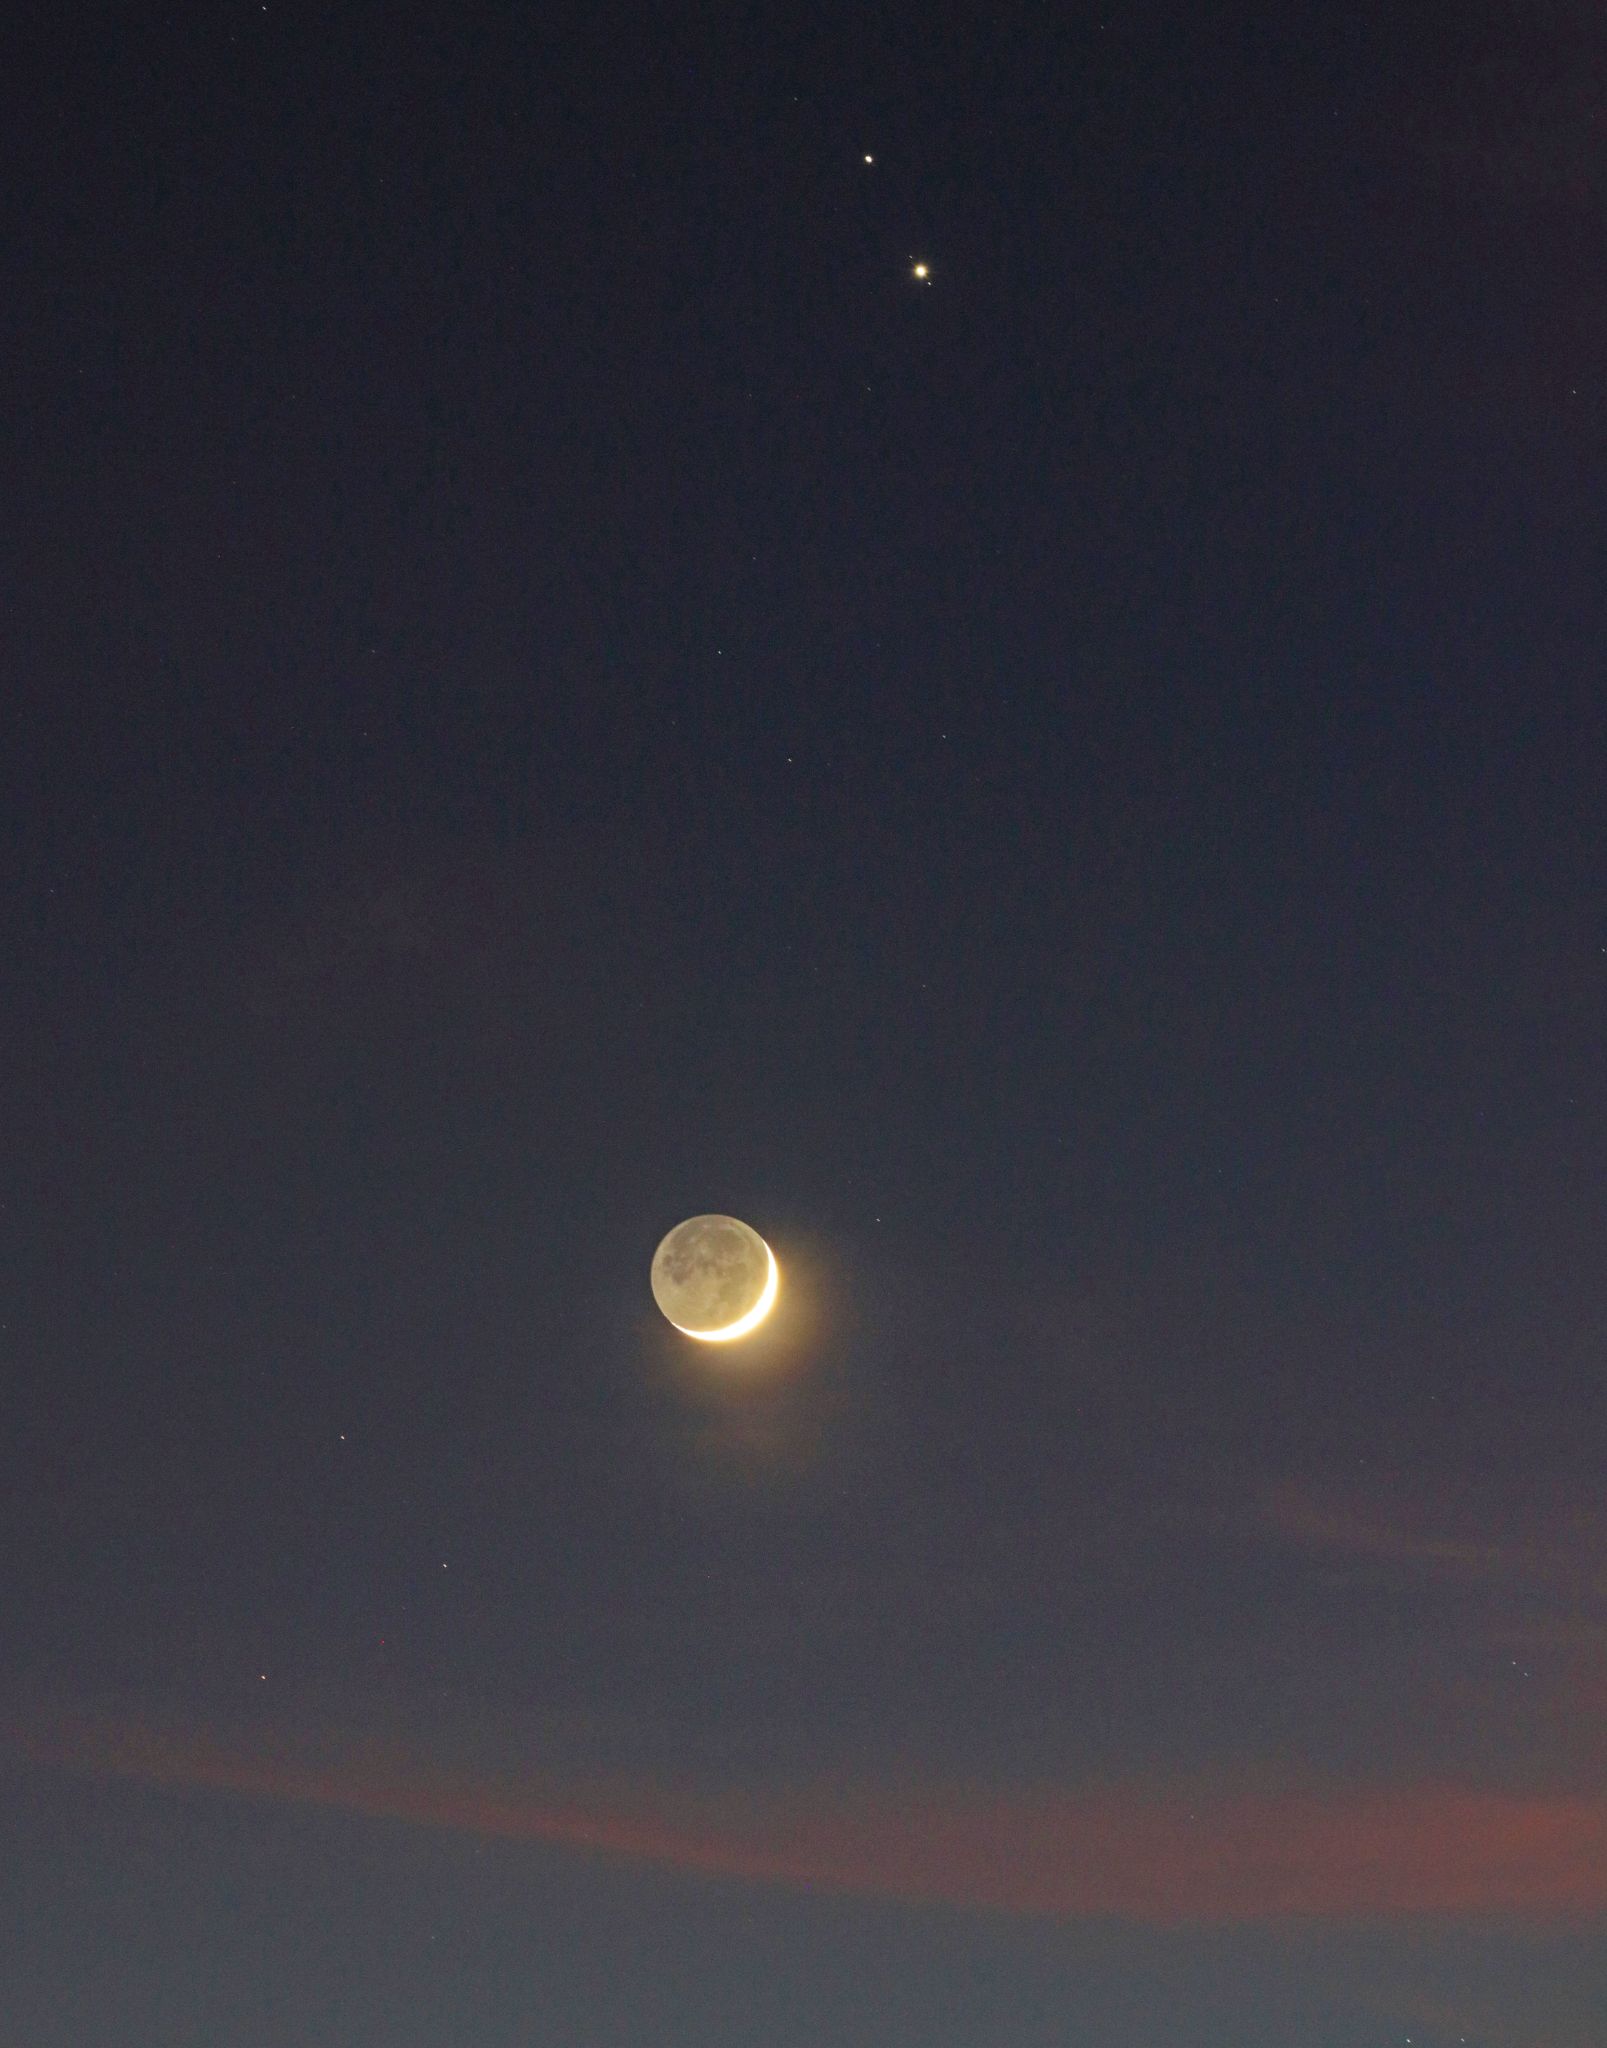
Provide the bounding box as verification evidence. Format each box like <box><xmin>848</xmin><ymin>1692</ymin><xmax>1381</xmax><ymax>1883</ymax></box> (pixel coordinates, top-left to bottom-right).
<box><xmin>669</xmin><ymin>1240</ymin><xmax>778</xmax><ymax>1342</ymax></box>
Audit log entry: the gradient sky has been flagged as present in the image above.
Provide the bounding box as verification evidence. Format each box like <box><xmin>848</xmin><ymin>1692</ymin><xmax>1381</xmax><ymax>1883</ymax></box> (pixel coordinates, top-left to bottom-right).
<box><xmin>5</xmin><ymin>2</ymin><xmax>1606</xmax><ymax>2043</ymax></box>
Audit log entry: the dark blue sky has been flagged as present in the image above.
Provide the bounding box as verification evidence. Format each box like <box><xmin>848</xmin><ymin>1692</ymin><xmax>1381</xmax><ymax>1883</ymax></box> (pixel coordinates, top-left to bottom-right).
<box><xmin>4</xmin><ymin>3</ymin><xmax>1605</xmax><ymax>2042</ymax></box>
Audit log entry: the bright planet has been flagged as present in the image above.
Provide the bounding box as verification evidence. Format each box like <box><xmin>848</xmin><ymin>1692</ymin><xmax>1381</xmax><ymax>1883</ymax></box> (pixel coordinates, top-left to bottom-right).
<box><xmin>650</xmin><ymin>1214</ymin><xmax>777</xmax><ymax>1341</ymax></box>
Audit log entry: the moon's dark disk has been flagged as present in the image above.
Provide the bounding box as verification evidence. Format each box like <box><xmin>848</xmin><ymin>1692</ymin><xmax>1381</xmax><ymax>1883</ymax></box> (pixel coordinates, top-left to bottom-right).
<box><xmin>650</xmin><ymin>1214</ymin><xmax>776</xmax><ymax>1340</ymax></box>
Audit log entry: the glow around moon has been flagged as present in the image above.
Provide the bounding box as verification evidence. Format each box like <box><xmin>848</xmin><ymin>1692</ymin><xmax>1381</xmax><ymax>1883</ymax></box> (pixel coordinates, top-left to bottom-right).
<box><xmin>650</xmin><ymin>1214</ymin><xmax>778</xmax><ymax>1342</ymax></box>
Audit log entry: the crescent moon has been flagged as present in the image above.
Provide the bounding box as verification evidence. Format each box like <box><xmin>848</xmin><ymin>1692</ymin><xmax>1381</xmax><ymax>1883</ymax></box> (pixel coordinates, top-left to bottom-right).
<box><xmin>671</xmin><ymin>1241</ymin><xmax>779</xmax><ymax>1343</ymax></box>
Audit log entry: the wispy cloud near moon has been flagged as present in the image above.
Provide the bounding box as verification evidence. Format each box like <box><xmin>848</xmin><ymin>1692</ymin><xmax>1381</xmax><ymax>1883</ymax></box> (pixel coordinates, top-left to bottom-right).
<box><xmin>16</xmin><ymin>1715</ymin><xmax>1607</xmax><ymax>1926</ymax></box>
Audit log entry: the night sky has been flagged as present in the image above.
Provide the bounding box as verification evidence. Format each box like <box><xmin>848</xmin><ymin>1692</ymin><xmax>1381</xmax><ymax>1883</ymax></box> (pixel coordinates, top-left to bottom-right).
<box><xmin>5</xmin><ymin>3</ymin><xmax>1607</xmax><ymax>2043</ymax></box>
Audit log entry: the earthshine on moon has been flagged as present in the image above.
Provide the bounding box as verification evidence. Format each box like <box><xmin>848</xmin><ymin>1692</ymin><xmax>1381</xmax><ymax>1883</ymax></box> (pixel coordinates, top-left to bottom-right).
<box><xmin>650</xmin><ymin>1214</ymin><xmax>778</xmax><ymax>1341</ymax></box>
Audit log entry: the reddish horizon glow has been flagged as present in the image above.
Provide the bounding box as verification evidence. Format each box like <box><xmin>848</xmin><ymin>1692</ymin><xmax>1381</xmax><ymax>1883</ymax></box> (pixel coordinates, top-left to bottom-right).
<box><xmin>18</xmin><ymin>1715</ymin><xmax>1607</xmax><ymax>1927</ymax></box>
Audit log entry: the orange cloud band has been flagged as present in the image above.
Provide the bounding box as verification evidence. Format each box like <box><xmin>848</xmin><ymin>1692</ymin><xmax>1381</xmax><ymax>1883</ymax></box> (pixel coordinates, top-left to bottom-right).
<box><xmin>16</xmin><ymin>1717</ymin><xmax>1607</xmax><ymax>1925</ymax></box>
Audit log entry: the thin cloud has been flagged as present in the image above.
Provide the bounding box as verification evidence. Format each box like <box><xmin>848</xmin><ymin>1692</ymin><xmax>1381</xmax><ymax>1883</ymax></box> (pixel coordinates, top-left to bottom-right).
<box><xmin>1266</xmin><ymin>1480</ymin><xmax>1607</xmax><ymax>1600</ymax></box>
<box><xmin>16</xmin><ymin>1715</ymin><xmax>1607</xmax><ymax>1927</ymax></box>
<box><xmin>1266</xmin><ymin>1481</ymin><xmax>1540</xmax><ymax>1579</ymax></box>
